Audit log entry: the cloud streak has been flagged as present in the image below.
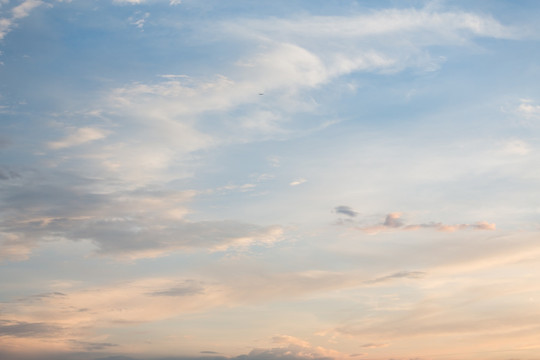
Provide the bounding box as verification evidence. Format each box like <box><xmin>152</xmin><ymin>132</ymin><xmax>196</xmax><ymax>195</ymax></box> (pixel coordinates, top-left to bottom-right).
<box><xmin>353</xmin><ymin>213</ymin><xmax>496</xmax><ymax>234</ymax></box>
<box><xmin>0</xmin><ymin>0</ymin><xmax>44</xmax><ymax>40</ymax></box>
<box><xmin>47</xmin><ymin>127</ymin><xmax>109</xmax><ymax>149</ymax></box>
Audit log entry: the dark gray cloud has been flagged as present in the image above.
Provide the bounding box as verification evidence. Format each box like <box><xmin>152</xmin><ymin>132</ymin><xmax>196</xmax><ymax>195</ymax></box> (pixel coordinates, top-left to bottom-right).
<box><xmin>0</xmin><ymin>174</ymin><xmax>282</xmax><ymax>260</ymax></box>
<box><xmin>0</xmin><ymin>320</ymin><xmax>63</xmax><ymax>338</ymax></box>
<box><xmin>382</xmin><ymin>213</ymin><xmax>403</xmax><ymax>228</ymax></box>
<box><xmin>17</xmin><ymin>292</ymin><xmax>66</xmax><ymax>303</ymax></box>
<box><xmin>334</xmin><ymin>206</ymin><xmax>358</xmax><ymax>217</ymax></box>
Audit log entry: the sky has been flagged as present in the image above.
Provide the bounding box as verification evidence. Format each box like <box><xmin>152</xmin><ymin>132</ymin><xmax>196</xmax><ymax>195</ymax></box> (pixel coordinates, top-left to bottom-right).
<box><xmin>1</xmin><ymin>0</ymin><xmax>540</xmax><ymax>359</ymax></box>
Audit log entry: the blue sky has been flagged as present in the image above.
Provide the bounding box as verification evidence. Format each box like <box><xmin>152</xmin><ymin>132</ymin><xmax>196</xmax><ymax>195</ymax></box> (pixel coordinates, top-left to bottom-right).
<box><xmin>1</xmin><ymin>1</ymin><xmax>540</xmax><ymax>359</ymax></box>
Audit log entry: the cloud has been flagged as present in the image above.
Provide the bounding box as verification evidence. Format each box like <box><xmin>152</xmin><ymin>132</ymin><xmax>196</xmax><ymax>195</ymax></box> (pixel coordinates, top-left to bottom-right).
<box><xmin>359</xmin><ymin>343</ymin><xmax>388</xmax><ymax>349</ymax></box>
<box><xmin>45</xmin><ymin>7</ymin><xmax>522</xmax><ymax>193</ymax></box>
<box><xmin>383</xmin><ymin>212</ymin><xmax>403</xmax><ymax>228</ymax></box>
<box><xmin>0</xmin><ymin>320</ymin><xmax>63</xmax><ymax>338</ymax></box>
<box><xmin>113</xmin><ymin>0</ymin><xmax>145</xmax><ymax>4</ymax></box>
<box><xmin>334</xmin><ymin>206</ymin><xmax>358</xmax><ymax>217</ymax></box>
<box><xmin>88</xmin><ymin>7</ymin><xmax>520</xmax><ymax>186</ymax></box>
<box><xmin>232</xmin><ymin>9</ymin><xmax>517</xmax><ymax>41</ymax></box>
<box><xmin>336</xmin><ymin>299</ymin><xmax>540</xmax><ymax>341</ymax></box>
<box><xmin>0</xmin><ymin>270</ymin><xmax>358</xmax><ymax>343</ymax></box>
<box><xmin>21</xmin><ymin>292</ymin><xmax>66</xmax><ymax>302</ymax></box>
<box><xmin>129</xmin><ymin>11</ymin><xmax>149</xmax><ymax>30</ymax></box>
<box><xmin>11</xmin><ymin>0</ymin><xmax>43</xmax><ymax>19</ymax></box>
<box><xmin>148</xmin><ymin>280</ymin><xmax>205</xmax><ymax>297</ymax></box>
<box><xmin>0</xmin><ymin>180</ymin><xmax>284</xmax><ymax>260</ymax></box>
<box><xmin>0</xmin><ymin>346</ymin><xmax>343</xmax><ymax>360</ymax></box>
<box><xmin>0</xmin><ymin>0</ymin><xmax>45</xmax><ymax>40</ymax></box>
<box><xmin>354</xmin><ymin>213</ymin><xmax>495</xmax><ymax>234</ymax></box>
<box><xmin>223</xmin><ymin>8</ymin><xmax>519</xmax><ymax>82</ymax></box>
<box><xmin>0</xmin><ymin>232</ymin><xmax>36</xmax><ymax>261</ymax></box>
<box><xmin>241</xmin><ymin>335</ymin><xmax>345</xmax><ymax>360</ymax></box>
<box><xmin>0</xmin><ymin>168</ymin><xmax>21</xmax><ymax>180</ymax></box>
<box><xmin>79</xmin><ymin>220</ymin><xmax>284</xmax><ymax>258</ymax></box>
<box><xmin>516</xmin><ymin>99</ymin><xmax>540</xmax><ymax>119</ymax></box>
<box><xmin>68</xmin><ymin>340</ymin><xmax>118</xmax><ymax>351</ymax></box>
<box><xmin>502</xmin><ymin>139</ymin><xmax>531</xmax><ymax>155</ymax></box>
<box><xmin>0</xmin><ymin>277</ymin><xmax>230</xmax><ymax>337</ymax></box>
<box><xmin>47</xmin><ymin>127</ymin><xmax>109</xmax><ymax>149</ymax></box>
<box><xmin>364</xmin><ymin>271</ymin><xmax>425</xmax><ymax>285</ymax></box>
<box><xmin>290</xmin><ymin>178</ymin><xmax>307</xmax><ymax>186</ymax></box>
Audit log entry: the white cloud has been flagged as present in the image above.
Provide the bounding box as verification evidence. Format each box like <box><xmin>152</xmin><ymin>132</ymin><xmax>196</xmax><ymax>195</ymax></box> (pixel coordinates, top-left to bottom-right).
<box><xmin>129</xmin><ymin>11</ymin><xmax>149</xmax><ymax>30</ymax></box>
<box><xmin>502</xmin><ymin>139</ymin><xmax>531</xmax><ymax>155</ymax></box>
<box><xmin>12</xmin><ymin>0</ymin><xmax>42</xmax><ymax>19</ymax></box>
<box><xmin>0</xmin><ymin>0</ymin><xmax>44</xmax><ymax>40</ymax></box>
<box><xmin>290</xmin><ymin>178</ymin><xmax>307</xmax><ymax>186</ymax></box>
<box><xmin>63</xmin><ymin>8</ymin><xmax>519</xmax><ymax>191</ymax></box>
<box><xmin>233</xmin><ymin>9</ymin><xmax>516</xmax><ymax>40</ymax></box>
<box><xmin>113</xmin><ymin>0</ymin><xmax>145</xmax><ymax>4</ymax></box>
<box><xmin>517</xmin><ymin>99</ymin><xmax>540</xmax><ymax>119</ymax></box>
<box><xmin>224</xmin><ymin>8</ymin><xmax>519</xmax><ymax>79</ymax></box>
<box><xmin>47</xmin><ymin>127</ymin><xmax>109</xmax><ymax>149</ymax></box>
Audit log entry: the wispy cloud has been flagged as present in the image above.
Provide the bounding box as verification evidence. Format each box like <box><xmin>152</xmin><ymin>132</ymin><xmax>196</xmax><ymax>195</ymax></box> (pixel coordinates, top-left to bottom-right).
<box><xmin>0</xmin><ymin>320</ymin><xmax>63</xmax><ymax>338</ymax></box>
<box><xmin>45</xmin><ymin>7</ymin><xmax>521</xmax><ymax>193</ymax></box>
<box><xmin>290</xmin><ymin>178</ymin><xmax>307</xmax><ymax>186</ymax></box>
<box><xmin>47</xmin><ymin>127</ymin><xmax>109</xmax><ymax>149</ymax></box>
<box><xmin>516</xmin><ymin>99</ymin><xmax>540</xmax><ymax>119</ymax></box>
<box><xmin>148</xmin><ymin>280</ymin><xmax>204</xmax><ymax>297</ymax></box>
<box><xmin>364</xmin><ymin>270</ymin><xmax>425</xmax><ymax>285</ymax></box>
<box><xmin>359</xmin><ymin>343</ymin><xmax>388</xmax><ymax>349</ymax></box>
<box><xmin>113</xmin><ymin>0</ymin><xmax>145</xmax><ymax>4</ymax></box>
<box><xmin>0</xmin><ymin>0</ymin><xmax>45</xmax><ymax>40</ymax></box>
<box><xmin>129</xmin><ymin>11</ymin><xmax>149</xmax><ymax>30</ymax></box>
<box><xmin>353</xmin><ymin>212</ymin><xmax>496</xmax><ymax>234</ymax></box>
<box><xmin>334</xmin><ymin>206</ymin><xmax>358</xmax><ymax>217</ymax></box>
<box><xmin>1</xmin><ymin>2</ymin><xmax>538</xmax><ymax>360</ymax></box>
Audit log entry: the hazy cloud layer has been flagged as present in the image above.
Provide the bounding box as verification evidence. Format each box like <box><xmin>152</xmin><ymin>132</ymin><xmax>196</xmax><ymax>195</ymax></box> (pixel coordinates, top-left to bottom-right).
<box><xmin>0</xmin><ymin>176</ymin><xmax>283</xmax><ymax>260</ymax></box>
<box><xmin>148</xmin><ymin>280</ymin><xmax>205</xmax><ymax>297</ymax></box>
